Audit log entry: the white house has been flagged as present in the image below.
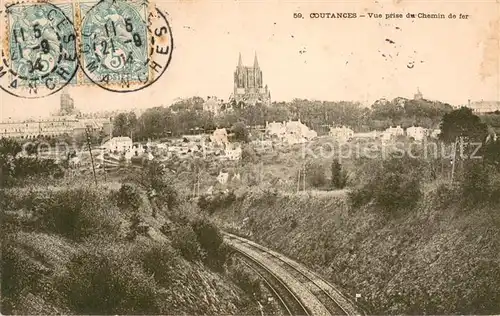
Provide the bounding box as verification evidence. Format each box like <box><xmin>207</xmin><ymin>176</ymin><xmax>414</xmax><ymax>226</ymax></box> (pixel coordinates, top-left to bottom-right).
<box><xmin>217</xmin><ymin>171</ymin><xmax>229</xmax><ymax>185</ymax></box>
<box><xmin>224</xmin><ymin>144</ymin><xmax>242</xmax><ymax>160</ymax></box>
<box><xmin>285</xmin><ymin>119</ymin><xmax>317</xmax><ymax>141</ymax></box>
<box><xmin>132</xmin><ymin>144</ymin><xmax>145</xmax><ymax>156</ymax></box>
<box><xmin>406</xmin><ymin>126</ymin><xmax>427</xmax><ymax>142</ymax></box>
<box><xmin>430</xmin><ymin>129</ymin><xmax>441</xmax><ymax>139</ymax></box>
<box><xmin>210</xmin><ymin>128</ymin><xmax>229</xmax><ymax>146</ymax></box>
<box><xmin>329</xmin><ymin>126</ymin><xmax>354</xmax><ymax>142</ymax></box>
<box><xmin>382</xmin><ymin>126</ymin><xmax>404</xmax><ymax>142</ymax></box>
<box><xmin>101</xmin><ymin>137</ymin><xmax>133</xmax><ymax>153</ymax></box>
<box><xmin>265</xmin><ymin>119</ymin><xmax>317</xmax><ymax>143</ymax></box>
<box><xmin>265</xmin><ymin>121</ymin><xmax>286</xmax><ymax>138</ymax></box>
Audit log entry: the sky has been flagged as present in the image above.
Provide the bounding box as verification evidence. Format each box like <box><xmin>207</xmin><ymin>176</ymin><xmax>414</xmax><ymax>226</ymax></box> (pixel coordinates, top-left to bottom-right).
<box><xmin>1</xmin><ymin>0</ymin><xmax>499</xmax><ymax>121</ymax></box>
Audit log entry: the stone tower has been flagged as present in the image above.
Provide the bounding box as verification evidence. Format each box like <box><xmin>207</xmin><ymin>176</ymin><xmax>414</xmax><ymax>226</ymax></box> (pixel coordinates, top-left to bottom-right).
<box><xmin>60</xmin><ymin>89</ymin><xmax>75</xmax><ymax>115</ymax></box>
<box><xmin>233</xmin><ymin>52</ymin><xmax>271</xmax><ymax>106</ymax></box>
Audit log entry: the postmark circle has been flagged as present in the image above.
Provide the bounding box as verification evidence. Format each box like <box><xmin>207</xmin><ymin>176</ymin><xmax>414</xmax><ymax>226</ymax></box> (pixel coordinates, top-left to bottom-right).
<box><xmin>79</xmin><ymin>0</ymin><xmax>173</xmax><ymax>93</ymax></box>
<box><xmin>0</xmin><ymin>2</ymin><xmax>78</xmax><ymax>98</ymax></box>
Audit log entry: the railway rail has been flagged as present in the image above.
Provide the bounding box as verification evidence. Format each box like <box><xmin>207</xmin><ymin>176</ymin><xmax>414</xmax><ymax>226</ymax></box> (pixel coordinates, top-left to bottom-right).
<box><xmin>224</xmin><ymin>232</ymin><xmax>364</xmax><ymax>316</ymax></box>
<box><xmin>237</xmin><ymin>250</ymin><xmax>310</xmax><ymax>315</ymax></box>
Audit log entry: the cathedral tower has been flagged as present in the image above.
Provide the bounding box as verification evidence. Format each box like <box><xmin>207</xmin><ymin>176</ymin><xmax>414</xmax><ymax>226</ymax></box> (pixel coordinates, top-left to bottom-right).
<box><xmin>233</xmin><ymin>52</ymin><xmax>271</xmax><ymax>106</ymax></box>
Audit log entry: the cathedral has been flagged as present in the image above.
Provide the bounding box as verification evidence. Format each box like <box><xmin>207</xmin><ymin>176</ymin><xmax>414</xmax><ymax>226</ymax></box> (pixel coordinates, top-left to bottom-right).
<box><xmin>231</xmin><ymin>53</ymin><xmax>271</xmax><ymax>106</ymax></box>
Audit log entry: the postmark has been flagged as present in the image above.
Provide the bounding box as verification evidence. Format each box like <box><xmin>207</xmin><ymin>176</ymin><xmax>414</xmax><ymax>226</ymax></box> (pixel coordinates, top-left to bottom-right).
<box><xmin>77</xmin><ymin>0</ymin><xmax>173</xmax><ymax>92</ymax></box>
<box><xmin>0</xmin><ymin>2</ymin><xmax>78</xmax><ymax>98</ymax></box>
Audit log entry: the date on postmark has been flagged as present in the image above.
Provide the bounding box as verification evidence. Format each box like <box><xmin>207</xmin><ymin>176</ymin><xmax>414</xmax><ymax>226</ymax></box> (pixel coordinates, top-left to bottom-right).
<box><xmin>0</xmin><ymin>2</ymin><xmax>78</xmax><ymax>98</ymax></box>
<box><xmin>77</xmin><ymin>0</ymin><xmax>173</xmax><ymax>93</ymax></box>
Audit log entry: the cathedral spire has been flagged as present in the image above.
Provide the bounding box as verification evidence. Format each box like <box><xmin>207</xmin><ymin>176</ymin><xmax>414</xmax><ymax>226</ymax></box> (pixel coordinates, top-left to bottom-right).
<box><xmin>253</xmin><ymin>52</ymin><xmax>259</xmax><ymax>68</ymax></box>
<box><xmin>238</xmin><ymin>52</ymin><xmax>243</xmax><ymax>68</ymax></box>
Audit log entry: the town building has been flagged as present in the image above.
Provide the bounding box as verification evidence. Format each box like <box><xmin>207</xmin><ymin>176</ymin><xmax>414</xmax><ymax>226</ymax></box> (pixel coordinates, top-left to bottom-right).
<box><xmin>265</xmin><ymin>121</ymin><xmax>286</xmax><ymax>138</ymax></box>
<box><xmin>231</xmin><ymin>52</ymin><xmax>271</xmax><ymax>106</ymax></box>
<box><xmin>203</xmin><ymin>96</ymin><xmax>223</xmax><ymax>115</ymax></box>
<box><xmin>285</xmin><ymin>120</ymin><xmax>317</xmax><ymax>141</ymax></box>
<box><xmin>468</xmin><ymin>100</ymin><xmax>500</xmax><ymax>113</ymax></box>
<box><xmin>0</xmin><ymin>90</ymin><xmax>111</xmax><ymax>139</ymax></box>
<box><xmin>406</xmin><ymin>126</ymin><xmax>427</xmax><ymax>142</ymax></box>
<box><xmin>430</xmin><ymin>129</ymin><xmax>441</xmax><ymax>139</ymax></box>
<box><xmin>265</xmin><ymin>119</ymin><xmax>317</xmax><ymax>144</ymax></box>
<box><xmin>414</xmin><ymin>87</ymin><xmax>423</xmax><ymax>100</ymax></box>
<box><xmin>381</xmin><ymin>125</ymin><xmax>404</xmax><ymax>142</ymax></box>
<box><xmin>210</xmin><ymin>128</ymin><xmax>229</xmax><ymax>146</ymax></box>
<box><xmin>100</xmin><ymin>137</ymin><xmax>133</xmax><ymax>153</ymax></box>
<box><xmin>329</xmin><ymin>126</ymin><xmax>354</xmax><ymax>142</ymax></box>
<box><xmin>224</xmin><ymin>144</ymin><xmax>242</xmax><ymax>160</ymax></box>
<box><xmin>217</xmin><ymin>171</ymin><xmax>229</xmax><ymax>185</ymax></box>
<box><xmin>59</xmin><ymin>89</ymin><xmax>78</xmax><ymax>116</ymax></box>
<box><xmin>0</xmin><ymin>116</ymin><xmax>78</xmax><ymax>139</ymax></box>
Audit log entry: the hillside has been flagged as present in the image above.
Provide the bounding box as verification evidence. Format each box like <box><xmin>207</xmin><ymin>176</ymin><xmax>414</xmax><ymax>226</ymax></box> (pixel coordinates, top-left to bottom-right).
<box><xmin>0</xmin><ymin>182</ymin><xmax>262</xmax><ymax>315</ymax></box>
<box><xmin>209</xmin><ymin>189</ymin><xmax>500</xmax><ymax>314</ymax></box>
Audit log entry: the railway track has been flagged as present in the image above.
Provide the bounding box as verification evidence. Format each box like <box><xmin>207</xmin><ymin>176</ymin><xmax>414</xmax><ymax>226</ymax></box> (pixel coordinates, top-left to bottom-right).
<box><xmin>237</xmin><ymin>250</ymin><xmax>310</xmax><ymax>315</ymax></box>
<box><xmin>224</xmin><ymin>232</ymin><xmax>364</xmax><ymax>316</ymax></box>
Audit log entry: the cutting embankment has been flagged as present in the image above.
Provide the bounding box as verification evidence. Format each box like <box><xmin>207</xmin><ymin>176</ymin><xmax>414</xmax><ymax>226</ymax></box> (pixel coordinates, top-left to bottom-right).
<box><xmin>209</xmin><ymin>160</ymin><xmax>500</xmax><ymax>314</ymax></box>
<box><xmin>0</xmin><ymin>180</ymin><xmax>264</xmax><ymax>315</ymax></box>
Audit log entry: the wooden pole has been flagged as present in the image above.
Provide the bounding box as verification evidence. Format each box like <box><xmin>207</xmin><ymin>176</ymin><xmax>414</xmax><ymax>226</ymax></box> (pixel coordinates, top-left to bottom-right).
<box><xmin>450</xmin><ymin>136</ymin><xmax>458</xmax><ymax>183</ymax></box>
<box><xmin>302</xmin><ymin>163</ymin><xmax>306</xmax><ymax>191</ymax></box>
<box><xmin>86</xmin><ymin>127</ymin><xmax>98</xmax><ymax>186</ymax></box>
<box><xmin>297</xmin><ymin>169</ymin><xmax>301</xmax><ymax>192</ymax></box>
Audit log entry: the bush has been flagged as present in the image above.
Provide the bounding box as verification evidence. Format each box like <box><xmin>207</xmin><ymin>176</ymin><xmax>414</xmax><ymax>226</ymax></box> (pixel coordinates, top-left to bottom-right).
<box><xmin>331</xmin><ymin>159</ymin><xmax>348</xmax><ymax>189</ymax></box>
<box><xmin>433</xmin><ymin>182</ymin><xmax>460</xmax><ymax>208</ymax></box>
<box><xmin>134</xmin><ymin>241</ymin><xmax>182</xmax><ymax>287</ymax></box>
<box><xmin>171</xmin><ymin>225</ymin><xmax>203</xmax><ymax>262</ymax></box>
<box><xmin>347</xmin><ymin>186</ymin><xmax>373</xmax><ymax>209</ymax></box>
<box><xmin>190</xmin><ymin>218</ymin><xmax>228</xmax><ymax>271</ymax></box>
<box><xmin>1</xmin><ymin>237</ymin><xmax>47</xmax><ymax>312</ymax></box>
<box><xmin>348</xmin><ymin>156</ymin><xmax>422</xmax><ymax>215</ymax></box>
<box><xmin>34</xmin><ymin>188</ymin><xmax>120</xmax><ymax>241</ymax></box>
<box><xmin>134</xmin><ymin>162</ymin><xmax>179</xmax><ymax>212</ymax></box>
<box><xmin>459</xmin><ymin>161</ymin><xmax>491</xmax><ymax>205</ymax></box>
<box><xmin>231</xmin><ymin>122</ymin><xmax>250</xmax><ymax>143</ymax></box>
<box><xmin>117</xmin><ymin>183</ymin><xmax>143</xmax><ymax>211</ymax></box>
<box><xmin>305</xmin><ymin>161</ymin><xmax>327</xmax><ymax>188</ymax></box>
<box><xmin>198</xmin><ymin>192</ymin><xmax>236</xmax><ymax>215</ymax></box>
<box><xmin>57</xmin><ymin>247</ymin><xmax>160</xmax><ymax>314</ymax></box>
<box><xmin>372</xmin><ymin>171</ymin><xmax>421</xmax><ymax>213</ymax></box>
<box><xmin>229</xmin><ymin>264</ymin><xmax>262</xmax><ymax>299</ymax></box>
<box><xmin>241</xmin><ymin>145</ymin><xmax>257</xmax><ymax>163</ymax></box>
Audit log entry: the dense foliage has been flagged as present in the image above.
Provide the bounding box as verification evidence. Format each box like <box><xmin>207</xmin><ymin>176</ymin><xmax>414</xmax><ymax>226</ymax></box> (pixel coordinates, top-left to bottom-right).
<box><xmin>348</xmin><ymin>155</ymin><xmax>423</xmax><ymax>215</ymax></box>
<box><xmin>110</xmin><ymin>97</ymin><xmax>454</xmax><ymax>139</ymax></box>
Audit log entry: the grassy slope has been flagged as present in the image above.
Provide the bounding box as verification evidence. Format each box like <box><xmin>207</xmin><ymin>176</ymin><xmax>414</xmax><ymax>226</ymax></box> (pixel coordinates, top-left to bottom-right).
<box><xmin>1</xmin><ymin>184</ymin><xmax>254</xmax><ymax>315</ymax></box>
<box><xmin>211</xmin><ymin>190</ymin><xmax>500</xmax><ymax>314</ymax></box>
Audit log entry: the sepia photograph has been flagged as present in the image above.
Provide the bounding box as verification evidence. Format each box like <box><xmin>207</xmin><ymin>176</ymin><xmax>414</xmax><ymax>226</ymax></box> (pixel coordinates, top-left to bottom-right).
<box><xmin>1</xmin><ymin>0</ymin><xmax>499</xmax><ymax>314</ymax></box>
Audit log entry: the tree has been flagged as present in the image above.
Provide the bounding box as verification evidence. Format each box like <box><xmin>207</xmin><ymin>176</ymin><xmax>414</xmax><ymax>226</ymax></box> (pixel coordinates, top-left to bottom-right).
<box><xmin>331</xmin><ymin>159</ymin><xmax>348</xmax><ymax>189</ymax></box>
<box><xmin>231</xmin><ymin>122</ymin><xmax>249</xmax><ymax>142</ymax></box>
<box><xmin>0</xmin><ymin>138</ymin><xmax>22</xmax><ymax>157</ymax></box>
<box><xmin>170</xmin><ymin>96</ymin><xmax>205</xmax><ymax>112</ymax></box>
<box><xmin>439</xmin><ymin>107</ymin><xmax>488</xmax><ymax>143</ymax></box>
<box><xmin>0</xmin><ymin>138</ymin><xmax>22</xmax><ymax>187</ymax></box>
<box><xmin>112</xmin><ymin>112</ymin><xmax>137</xmax><ymax>137</ymax></box>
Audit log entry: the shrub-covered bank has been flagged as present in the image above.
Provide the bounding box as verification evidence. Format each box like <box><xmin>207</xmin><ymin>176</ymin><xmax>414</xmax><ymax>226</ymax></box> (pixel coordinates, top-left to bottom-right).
<box><xmin>210</xmin><ymin>189</ymin><xmax>500</xmax><ymax>314</ymax></box>
<box><xmin>0</xmin><ymin>173</ymin><xmax>263</xmax><ymax>315</ymax></box>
